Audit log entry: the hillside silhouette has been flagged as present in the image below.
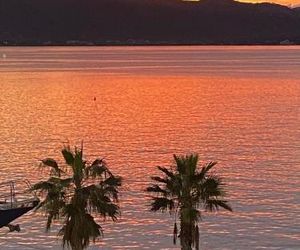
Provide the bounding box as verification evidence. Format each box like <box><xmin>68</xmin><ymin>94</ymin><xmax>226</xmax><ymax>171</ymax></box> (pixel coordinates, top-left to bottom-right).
<box><xmin>0</xmin><ymin>0</ymin><xmax>300</xmax><ymax>45</ymax></box>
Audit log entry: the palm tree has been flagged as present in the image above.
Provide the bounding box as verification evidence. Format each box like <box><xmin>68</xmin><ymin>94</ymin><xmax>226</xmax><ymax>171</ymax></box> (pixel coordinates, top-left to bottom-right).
<box><xmin>31</xmin><ymin>144</ymin><xmax>122</xmax><ymax>250</ymax></box>
<box><xmin>146</xmin><ymin>154</ymin><xmax>232</xmax><ymax>250</ymax></box>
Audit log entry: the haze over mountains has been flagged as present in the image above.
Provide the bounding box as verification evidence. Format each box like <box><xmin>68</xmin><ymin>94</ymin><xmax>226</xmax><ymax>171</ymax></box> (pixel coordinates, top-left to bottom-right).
<box><xmin>1</xmin><ymin>0</ymin><xmax>300</xmax><ymax>45</ymax></box>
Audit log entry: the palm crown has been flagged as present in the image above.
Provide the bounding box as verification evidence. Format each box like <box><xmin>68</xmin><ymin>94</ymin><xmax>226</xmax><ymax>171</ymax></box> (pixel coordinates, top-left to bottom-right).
<box><xmin>31</xmin><ymin>145</ymin><xmax>122</xmax><ymax>250</ymax></box>
<box><xmin>146</xmin><ymin>154</ymin><xmax>232</xmax><ymax>250</ymax></box>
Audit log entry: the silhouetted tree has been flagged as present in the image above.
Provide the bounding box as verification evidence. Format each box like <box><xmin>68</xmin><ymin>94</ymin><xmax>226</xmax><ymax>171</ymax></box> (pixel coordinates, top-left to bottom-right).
<box><xmin>146</xmin><ymin>154</ymin><xmax>232</xmax><ymax>250</ymax></box>
<box><xmin>31</xmin><ymin>144</ymin><xmax>122</xmax><ymax>250</ymax></box>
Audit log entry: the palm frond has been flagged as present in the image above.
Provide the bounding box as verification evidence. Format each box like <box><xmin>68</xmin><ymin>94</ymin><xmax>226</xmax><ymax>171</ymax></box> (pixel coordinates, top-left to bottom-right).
<box><xmin>102</xmin><ymin>185</ymin><xmax>119</xmax><ymax>202</ymax></box>
<box><xmin>200</xmin><ymin>175</ymin><xmax>226</xmax><ymax>200</ymax></box>
<box><xmin>198</xmin><ymin>161</ymin><xmax>217</xmax><ymax>179</ymax></box>
<box><xmin>146</xmin><ymin>184</ymin><xmax>169</xmax><ymax>196</ymax></box>
<box><xmin>150</xmin><ymin>197</ymin><xmax>175</xmax><ymax>212</ymax></box>
<box><xmin>85</xmin><ymin>158</ymin><xmax>112</xmax><ymax>179</ymax></box>
<box><xmin>87</xmin><ymin>192</ymin><xmax>120</xmax><ymax>220</ymax></box>
<box><xmin>71</xmin><ymin>149</ymin><xmax>85</xmax><ymax>188</ymax></box>
<box><xmin>157</xmin><ymin>166</ymin><xmax>174</xmax><ymax>178</ymax></box>
<box><xmin>44</xmin><ymin>198</ymin><xmax>67</xmax><ymax>231</ymax></box>
<box><xmin>151</xmin><ymin>176</ymin><xmax>169</xmax><ymax>184</ymax></box>
<box><xmin>34</xmin><ymin>186</ymin><xmax>67</xmax><ymax>231</ymax></box>
<box><xmin>48</xmin><ymin>177</ymin><xmax>73</xmax><ymax>186</ymax></box>
<box><xmin>61</xmin><ymin>147</ymin><xmax>74</xmax><ymax>165</ymax></box>
<box><xmin>204</xmin><ymin>199</ymin><xmax>232</xmax><ymax>212</ymax></box>
<box><xmin>96</xmin><ymin>201</ymin><xmax>120</xmax><ymax>221</ymax></box>
<box><xmin>187</xmin><ymin>154</ymin><xmax>198</xmax><ymax>175</ymax></box>
<box><xmin>41</xmin><ymin>158</ymin><xmax>58</xmax><ymax>168</ymax></box>
<box><xmin>30</xmin><ymin>177</ymin><xmax>72</xmax><ymax>195</ymax></box>
<box><xmin>79</xmin><ymin>184</ymin><xmax>121</xmax><ymax>219</ymax></box>
<box><xmin>152</xmin><ymin>169</ymin><xmax>179</xmax><ymax>197</ymax></box>
<box><xmin>173</xmin><ymin>154</ymin><xmax>186</xmax><ymax>174</ymax></box>
<box><xmin>102</xmin><ymin>175</ymin><xmax>122</xmax><ymax>187</ymax></box>
<box><xmin>41</xmin><ymin>158</ymin><xmax>64</xmax><ymax>176</ymax></box>
<box><xmin>60</xmin><ymin>204</ymin><xmax>103</xmax><ymax>250</ymax></box>
<box><xmin>30</xmin><ymin>180</ymin><xmax>55</xmax><ymax>193</ymax></box>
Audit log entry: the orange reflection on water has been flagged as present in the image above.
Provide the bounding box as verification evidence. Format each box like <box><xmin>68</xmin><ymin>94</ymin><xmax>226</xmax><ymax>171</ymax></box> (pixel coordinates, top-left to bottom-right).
<box><xmin>0</xmin><ymin>48</ymin><xmax>300</xmax><ymax>249</ymax></box>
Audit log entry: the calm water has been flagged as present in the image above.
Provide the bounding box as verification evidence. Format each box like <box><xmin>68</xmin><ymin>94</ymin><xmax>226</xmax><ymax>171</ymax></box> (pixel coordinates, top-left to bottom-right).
<box><xmin>0</xmin><ymin>46</ymin><xmax>299</xmax><ymax>250</ymax></box>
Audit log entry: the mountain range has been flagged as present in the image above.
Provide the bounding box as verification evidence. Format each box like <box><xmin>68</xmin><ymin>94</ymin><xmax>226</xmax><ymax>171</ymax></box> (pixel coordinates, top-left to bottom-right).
<box><xmin>0</xmin><ymin>0</ymin><xmax>300</xmax><ymax>45</ymax></box>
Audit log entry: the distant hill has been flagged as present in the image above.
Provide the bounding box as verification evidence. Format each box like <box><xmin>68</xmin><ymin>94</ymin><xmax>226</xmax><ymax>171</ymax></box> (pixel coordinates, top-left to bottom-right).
<box><xmin>0</xmin><ymin>0</ymin><xmax>300</xmax><ymax>45</ymax></box>
<box><xmin>294</xmin><ymin>6</ymin><xmax>300</xmax><ymax>13</ymax></box>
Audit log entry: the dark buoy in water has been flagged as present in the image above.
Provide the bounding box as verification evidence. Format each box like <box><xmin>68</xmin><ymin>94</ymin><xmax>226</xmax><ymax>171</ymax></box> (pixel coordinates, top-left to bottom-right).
<box><xmin>93</xmin><ymin>97</ymin><xmax>96</xmax><ymax>101</ymax></box>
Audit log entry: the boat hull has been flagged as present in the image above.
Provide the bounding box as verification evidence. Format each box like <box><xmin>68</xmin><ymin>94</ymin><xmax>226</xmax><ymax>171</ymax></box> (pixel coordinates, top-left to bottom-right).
<box><xmin>0</xmin><ymin>206</ymin><xmax>36</xmax><ymax>228</ymax></box>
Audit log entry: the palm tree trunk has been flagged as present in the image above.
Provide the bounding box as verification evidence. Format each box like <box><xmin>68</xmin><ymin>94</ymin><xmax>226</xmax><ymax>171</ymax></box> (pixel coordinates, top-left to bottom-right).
<box><xmin>72</xmin><ymin>244</ymin><xmax>83</xmax><ymax>250</ymax></box>
<box><xmin>181</xmin><ymin>241</ymin><xmax>192</xmax><ymax>250</ymax></box>
<box><xmin>180</xmin><ymin>221</ymin><xmax>192</xmax><ymax>250</ymax></box>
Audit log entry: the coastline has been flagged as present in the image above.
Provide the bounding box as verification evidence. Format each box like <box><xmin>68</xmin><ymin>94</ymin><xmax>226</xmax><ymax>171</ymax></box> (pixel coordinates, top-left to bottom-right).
<box><xmin>1</xmin><ymin>41</ymin><xmax>299</xmax><ymax>47</ymax></box>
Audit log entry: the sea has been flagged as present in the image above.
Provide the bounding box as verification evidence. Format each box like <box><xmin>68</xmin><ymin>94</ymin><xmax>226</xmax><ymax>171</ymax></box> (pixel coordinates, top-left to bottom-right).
<box><xmin>0</xmin><ymin>46</ymin><xmax>299</xmax><ymax>249</ymax></box>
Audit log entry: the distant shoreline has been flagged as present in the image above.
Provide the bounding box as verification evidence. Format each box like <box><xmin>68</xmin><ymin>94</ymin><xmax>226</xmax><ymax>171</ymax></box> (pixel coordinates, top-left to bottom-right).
<box><xmin>2</xmin><ymin>0</ymin><xmax>300</xmax><ymax>49</ymax></box>
<box><xmin>1</xmin><ymin>42</ymin><xmax>299</xmax><ymax>47</ymax></box>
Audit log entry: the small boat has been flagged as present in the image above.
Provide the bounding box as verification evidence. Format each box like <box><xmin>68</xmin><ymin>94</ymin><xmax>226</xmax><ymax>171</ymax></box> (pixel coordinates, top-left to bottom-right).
<box><xmin>0</xmin><ymin>180</ymin><xmax>39</xmax><ymax>228</ymax></box>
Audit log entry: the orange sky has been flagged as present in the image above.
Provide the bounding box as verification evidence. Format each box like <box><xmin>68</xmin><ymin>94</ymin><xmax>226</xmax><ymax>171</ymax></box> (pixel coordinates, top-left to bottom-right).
<box><xmin>239</xmin><ymin>0</ymin><xmax>300</xmax><ymax>7</ymax></box>
<box><xmin>189</xmin><ymin>0</ymin><xmax>300</xmax><ymax>7</ymax></box>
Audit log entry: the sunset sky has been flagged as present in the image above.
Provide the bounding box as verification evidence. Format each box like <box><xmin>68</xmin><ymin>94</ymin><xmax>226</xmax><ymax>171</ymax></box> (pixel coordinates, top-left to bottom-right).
<box><xmin>239</xmin><ymin>0</ymin><xmax>299</xmax><ymax>6</ymax></box>
<box><xmin>189</xmin><ymin>0</ymin><xmax>300</xmax><ymax>7</ymax></box>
